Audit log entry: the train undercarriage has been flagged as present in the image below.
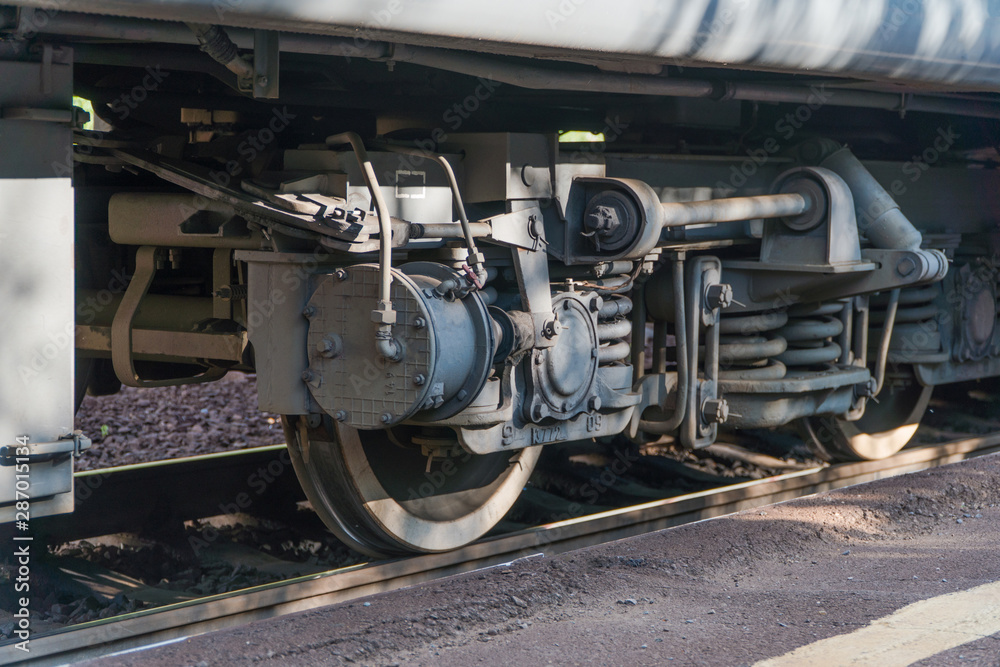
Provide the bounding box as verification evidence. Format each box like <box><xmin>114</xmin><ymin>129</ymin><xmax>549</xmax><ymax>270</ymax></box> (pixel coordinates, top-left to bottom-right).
<box><xmin>3</xmin><ymin>3</ymin><xmax>1000</xmax><ymax>555</ymax></box>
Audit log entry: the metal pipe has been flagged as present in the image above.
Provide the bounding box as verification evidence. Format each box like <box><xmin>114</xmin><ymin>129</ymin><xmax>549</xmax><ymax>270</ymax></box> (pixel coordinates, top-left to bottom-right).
<box><xmin>660</xmin><ymin>193</ymin><xmax>809</xmax><ymax>227</ymax></box>
<box><xmin>398</xmin><ymin>46</ymin><xmax>716</xmax><ymax>98</ymax></box>
<box><xmin>391</xmin><ymin>46</ymin><xmax>1000</xmax><ymax>120</ymax></box>
<box><xmin>639</xmin><ymin>258</ymin><xmax>688</xmax><ymax>434</ymax></box>
<box><xmin>410</xmin><ymin>222</ymin><xmax>491</xmax><ymax>239</ymax></box>
<box><xmin>325</xmin><ymin>132</ymin><xmax>399</xmax><ymax>359</ymax></box>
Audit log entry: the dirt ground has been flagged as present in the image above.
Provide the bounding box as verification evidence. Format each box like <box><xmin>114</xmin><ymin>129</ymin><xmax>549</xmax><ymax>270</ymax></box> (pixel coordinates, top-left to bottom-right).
<box><xmin>82</xmin><ymin>452</ymin><xmax>1000</xmax><ymax>667</ymax></box>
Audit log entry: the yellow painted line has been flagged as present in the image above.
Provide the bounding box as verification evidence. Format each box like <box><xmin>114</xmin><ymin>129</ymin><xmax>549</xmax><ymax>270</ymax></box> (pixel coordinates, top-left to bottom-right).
<box><xmin>754</xmin><ymin>581</ymin><xmax>1000</xmax><ymax>667</ymax></box>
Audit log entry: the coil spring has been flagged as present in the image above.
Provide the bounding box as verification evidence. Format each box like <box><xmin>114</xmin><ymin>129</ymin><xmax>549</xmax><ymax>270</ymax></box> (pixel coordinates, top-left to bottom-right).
<box><xmin>597</xmin><ymin>295</ymin><xmax>632</xmax><ymax>364</ymax></box>
<box><xmin>718</xmin><ymin>310</ymin><xmax>789</xmax><ymax>380</ymax></box>
<box><xmin>718</xmin><ymin>301</ymin><xmax>848</xmax><ymax>379</ymax></box>
<box><xmin>775</xmin><ymin>301</ymin><xmax>846</xmax><ymax>368</ymax></box>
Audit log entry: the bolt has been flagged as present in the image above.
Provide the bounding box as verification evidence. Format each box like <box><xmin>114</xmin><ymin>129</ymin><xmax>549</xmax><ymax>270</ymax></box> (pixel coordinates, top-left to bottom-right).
<box><xmin>257</xmin><ymin>75</ymin><xmax>268</xmax><ymax>86</ymax></box>
<box><xmin>588</xmin><ymin>396</ymin><xmax>602</xmax><ymax>411</ymax></box>
<box><xmin>535</xmin><ymin>352</ymin><xmax>545</xmax><ymax>365</ymax></box>
<box><xmin>701</xmin><ymin>398</ymin><xmax>730</xmax><ymax>424</ymax></box>
<box><xmin>301</xmin><ymin>370</ymin><xmax>316</xmax><ymax>383</ymax></box>
<box><xmin>334</xmin><ymin>410</ymin><xmax>348</xmax><ymax>422</ymax></box>
<box><xmin>414</xmin><ymin>373</ymin><xmax>426</xmax><ymax>386</ymax></box>
<box><xmin>531</xmin><ymin>404</ymin><xmax>547</xmax><ymax>421</ymax></box>
<box><xmin>413</xmin><ymin>316</ymin><xmax>427</xmax><ymax>329</ymax></box>
<box><xmin>380</xmin><ymin>413</ymin><xmax>393</xmax><ymax>424</ymax></box>
<box><xmin>897</xmin><ymin>257</ymin><xmax>917</xmax><ymax>278</ymax></box>
<box><xmin>334</xmin><ymin>268</ymin><xmax>349</xmax><ymax>281</ymax></box>
<box><xmin>317</xmin><ymin>336</ymin><xmax>341</xmax><ymax>358</ymax></box>
<box><xmin>585</xmin><ymin>205</ymin><xmax>620</xmax><ymax>236</ymax></box>
<box><xmin>590</xmin><ymin>295</ymin><xmax>604</xmax><ymax>312</ymax></box>
<box><xmin>542</xmin><ymin>319</ymin><xmax>559</xmax><ymax>339</ymax></box>
<box><xmin>705</xmin><ymin>283</ymin><xmax>734</xmax><ymax>310</ymax></box>
<box><xmin>457</xmin><ymin>389</ymin><xmax>468</xmax><ymax>401</ymax></box>
<box><xmin>302</xmin><ymin>306</ymin><xmax>317</xmax><ymax>318</ymax></box>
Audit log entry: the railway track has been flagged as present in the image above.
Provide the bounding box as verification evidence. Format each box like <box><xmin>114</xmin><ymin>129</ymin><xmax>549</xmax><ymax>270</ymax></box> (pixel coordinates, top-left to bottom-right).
<box><xmin>3</xmin><ymin>431</ymin><xmax>999</xmax><ymax>667</ymax></box>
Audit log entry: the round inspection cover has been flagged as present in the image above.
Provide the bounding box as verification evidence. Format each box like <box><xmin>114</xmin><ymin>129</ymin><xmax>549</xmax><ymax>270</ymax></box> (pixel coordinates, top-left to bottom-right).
<box><xmin>533</xmin><ymin>294</ymin><xmax>598</xmax><ymax>415</ymax></box>
<box><xmin>305</xmin><ymin>265</ymin><xmax>433</xmax><ymax>429</ymax></box>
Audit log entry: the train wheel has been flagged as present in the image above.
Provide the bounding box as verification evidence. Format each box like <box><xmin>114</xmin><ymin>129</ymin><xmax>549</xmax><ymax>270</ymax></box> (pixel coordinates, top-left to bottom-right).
<box><xmin>281</xmin><ymin>415</ymin><xmax>539</xmax><ymax>556</ymax></box>
<box><xmin>799</xmin><ymin>377</ymin><xmax>933</xmax><ymax>462</ymax></box>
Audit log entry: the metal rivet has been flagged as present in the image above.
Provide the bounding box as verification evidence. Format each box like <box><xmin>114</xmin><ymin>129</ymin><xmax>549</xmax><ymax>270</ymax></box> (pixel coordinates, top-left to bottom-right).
<box><xmin>457</xmin><ymin>389</ymin><xmax>468</xmax><ymax>401</ymax></box>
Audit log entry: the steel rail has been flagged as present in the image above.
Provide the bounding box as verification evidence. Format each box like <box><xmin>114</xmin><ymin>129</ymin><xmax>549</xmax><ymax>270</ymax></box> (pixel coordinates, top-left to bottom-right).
<box><xmin>4</xmin><ymin>433</ymin><xmax>1000</xmax><ymax>666</ymax></box>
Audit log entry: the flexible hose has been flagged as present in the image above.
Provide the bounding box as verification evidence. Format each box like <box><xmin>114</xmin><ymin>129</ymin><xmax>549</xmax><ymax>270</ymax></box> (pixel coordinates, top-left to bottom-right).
<box><xmin>325</xmin><ymin>132</ymin><xmax>399</xmax><ymax>359</ymax></box>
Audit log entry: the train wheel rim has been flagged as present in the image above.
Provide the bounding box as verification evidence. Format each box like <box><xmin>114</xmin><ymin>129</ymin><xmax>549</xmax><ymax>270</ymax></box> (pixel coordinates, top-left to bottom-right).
<box><xmin>801</xmin><ymin>380</ymin><xmax>933</xmax><ymax>461</ymax></box>
<box><xmin>282</xmin><ymin>415</ymin><xmax>538</xmax><ymax>556</ymax></box>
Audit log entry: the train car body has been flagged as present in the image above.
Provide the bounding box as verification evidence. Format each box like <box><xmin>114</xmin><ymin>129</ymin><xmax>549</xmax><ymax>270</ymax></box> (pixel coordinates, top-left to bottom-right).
<box><xmin>2</xmin><ymin>0</ymin><xmax>1000</xmax><ymax>553</ymax></box>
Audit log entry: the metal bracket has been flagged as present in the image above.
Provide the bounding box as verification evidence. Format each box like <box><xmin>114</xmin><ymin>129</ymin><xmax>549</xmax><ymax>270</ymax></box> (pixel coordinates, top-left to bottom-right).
<box><xmin>0</xmin><ymin>432</ymin><xmax>91</xmax><ymax>466</ymax></box>
<box><xmin>511</xmin><ymin>240</ymin><xmax>558</xmax><ymax>349</ymax></box>
<box><xmin>681</xmin><ymin>256</ymin><xmax>726</xmax><ymax>448</ymax></box>
<box><xmin>112</xmin><ymin>246</ymin><xmax>227</xmax><ymax>387</ymax></box>
<box><xmin>484</xmin><ymin>206</ymin><xmax>546</xmax><ymax>250</ymax></box>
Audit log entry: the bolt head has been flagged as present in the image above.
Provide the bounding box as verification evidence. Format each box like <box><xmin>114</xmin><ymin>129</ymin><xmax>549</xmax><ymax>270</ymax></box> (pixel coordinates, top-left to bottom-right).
<box><xmin>380</xmin><ymin>413</ymin><xmax>393</xmax><ymax>424</ymax></box>
<box><xmin>897</xmin><ymin>257</ymin><xmax>917</xmax><ymax>277</ymax></box>
<box><xmin>301</xmin><ymin>370</ymin><xmax>314</xmax><ymax>382</ymax></box>
<box><xmin>702</xmin><ymin>398</ymin><xmax>730</xmax><ymax>424</ymax></box>
<box><xmin>413</xmin><ymin>317</ymin><xmax>427</xmax><ymax>329</ymax></box>
<box><xmin>302</xmin><ymin>306</ymin><xmax>317</xmax><ymax>319</ymax></box>
<box><xmin>334</xmin><ymin>268</ymin><xmax>349</xmax><ymax>281</ymax></box>
<box><xmin>334</xmin><ymin>410</ymin><xmax>348</xmax><ymax>422</ymax></box>
<box><xmin>705</xmin><ymin>284</ymin><xmax>734</xmax><ymax>310</ymax></box>
<box><xmin>414</xmin><ymin>373</ymin><xmax>426</xmax><ymax>386</ymax></box>
<box><xmin>588</xmin><ymin>396</ymin><xmax>602</xmax><ymax>411</ymax></box>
